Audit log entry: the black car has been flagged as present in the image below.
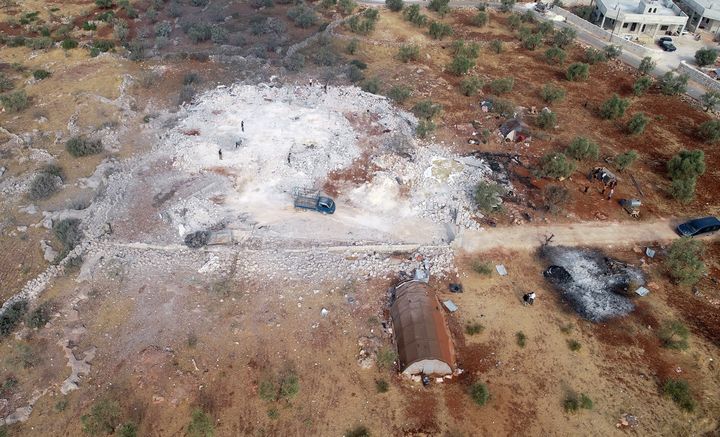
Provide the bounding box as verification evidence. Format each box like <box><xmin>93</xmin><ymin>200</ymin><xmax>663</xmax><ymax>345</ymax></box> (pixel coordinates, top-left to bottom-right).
<box><xmin>677</xmin><ymin>216</ymin><xmax>720</xmax><ymax>237</ymax></box>
<box><xmin>662</xmin><ymin>42</ymin><xmax>677</xmax><ymax>52</ymax></box>
<box><xmin>658</xmin><ymin>36</ymin><xmax>672</xmax><ymax>46</ymax></box>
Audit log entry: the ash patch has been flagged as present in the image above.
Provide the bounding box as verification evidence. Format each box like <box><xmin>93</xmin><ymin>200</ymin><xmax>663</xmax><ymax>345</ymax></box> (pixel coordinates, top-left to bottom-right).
<box><xmin>541</xmin><ymin>246</ymin><xmax>644</xmax><ymax>322</ymax></box>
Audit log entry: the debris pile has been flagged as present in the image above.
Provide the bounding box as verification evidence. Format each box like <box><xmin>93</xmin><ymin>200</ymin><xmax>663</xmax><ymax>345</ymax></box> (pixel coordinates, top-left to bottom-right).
<box><xmin>541</xmin><ymin>246</ymin><xmax>644</xmax><ymax>322</ymax></box>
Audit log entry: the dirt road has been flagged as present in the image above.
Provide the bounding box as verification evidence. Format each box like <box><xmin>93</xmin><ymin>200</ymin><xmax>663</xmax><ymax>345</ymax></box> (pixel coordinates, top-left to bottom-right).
<box><xmin>453</xmin><ymin>219</ymin><xmax>705</xmax><ymax>252</ymax></box>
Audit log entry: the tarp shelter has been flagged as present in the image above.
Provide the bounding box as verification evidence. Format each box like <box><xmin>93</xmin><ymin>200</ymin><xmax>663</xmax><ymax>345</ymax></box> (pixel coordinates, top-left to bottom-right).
<box><xmin>499</xmin><ymin>118</ymin><xmax>532</xmax><ymax>142</ymax></box>
<box><xmin>390</xmin><ymin>281</ymin><xmax>456</xmax><ymax>376</ymax></box>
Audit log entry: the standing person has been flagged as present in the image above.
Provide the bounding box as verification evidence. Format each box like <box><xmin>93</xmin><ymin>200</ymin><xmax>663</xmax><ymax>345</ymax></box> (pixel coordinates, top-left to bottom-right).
<box><xmin>241</xmin><ymin>120</ymin><xmax>244</xmax><ymax>132</ymax></box>
<box><xmin>324</xmin><ymin>83</ymin><xmax>328</xmax><ymax>93</ymax></box>
<box><xmin>523</xmin><ymin>292</ymin><xmax>536</xmax><ymax>306</ymax></box>
<box><xmin>218</xmin><ymin>149</ymin><xmax>223</xmax><ymax>160</ymax></box>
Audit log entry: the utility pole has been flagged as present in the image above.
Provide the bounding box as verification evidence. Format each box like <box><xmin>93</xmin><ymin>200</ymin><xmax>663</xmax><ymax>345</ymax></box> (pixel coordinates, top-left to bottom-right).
<box><xmin>609</xmin><ymin>6</ymin><xmax>621</xmax><ymax>41</ymax></box>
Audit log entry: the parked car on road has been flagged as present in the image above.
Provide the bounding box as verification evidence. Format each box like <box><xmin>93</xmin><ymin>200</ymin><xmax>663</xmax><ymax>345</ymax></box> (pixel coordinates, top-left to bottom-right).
<box><xmin>658</xmin><ymin>37</ymin><xmax>677</xmax><ymax>51</ymax></box>
<box><xmin>677</xmin><ymin>216</ymin><xmax>720</xmax><ymax>237</ymax></box>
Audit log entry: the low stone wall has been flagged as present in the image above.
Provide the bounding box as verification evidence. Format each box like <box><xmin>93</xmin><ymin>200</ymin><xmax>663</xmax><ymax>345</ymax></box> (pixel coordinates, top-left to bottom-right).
<box><xmin>678</xmin><ymin>61</ymin><xmax>720</xmax><ymax>93</ymax></box>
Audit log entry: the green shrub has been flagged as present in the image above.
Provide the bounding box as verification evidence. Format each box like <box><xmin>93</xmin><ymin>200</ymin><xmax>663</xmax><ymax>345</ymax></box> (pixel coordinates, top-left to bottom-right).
<box><xmin>61</xmin><ymin>39</ymin><xmax>79</xmax><ymax>50</ymax></box>
<box><xmin>451</xmin><ymin>40</ymin><xmax>480</xmax><ymax>59</ymax></box>
<box><xmin>187</xmin><ymin>409</ymin><xmax>214</xmax><ymax>437</ymax></box>
<box><xmin>66</xmin><ymin>136</ymin><xmax>103</xmax><ymax>157</ymax></box>
<box><xmin>412</xmin><ymin>100</ymin><xmax>442</xmax><ymax>120</ymax></box>
<box><xmin>346</xmin><ymin>426</ymin><xmax>370</xmax><ymax>437</ymax></box>
<box><xmin>465</xmin><ymin>322</ymin><xmax>484</xmax><ymax>335</ymax></box>
<box><xmin>416</xmin><ymin>119</ymin><xmax>436</xmax><ymax>138</ymax></box>
<box><xmin>627</xmin><ymin>112</ymin><xmax>649</xmax><ymax>135</ymax></box>
<box><xmin>83</xmin><ymin>21</ymin><xmax>97</xmax><ymax>31</ymax></box>
<box><xmin>348</xmin><ymin>64</ymin><xmax>364</xmax><ymax>82</ymax></box>
<box><xmin>361</xmin><ymin>77</ymin><xmax>381</xmax><ymax>94</ymax></box>
<box><xmin>259</xmin><ymin>378</ymin><xmax>277</xmax><ymax>401</ymax></box>
<box><xmin>0</xmin><ymin>73</ymin><xmax>13</xmax><ymax>92</ymax></box>
<box><xmin>670</xmin><ymin>178</ymin><xmax>696</xmax><ymax>204</ymax></box>
<box><xmin>117</xmin><ymin>423</ymin><xmax>137</xmax><ymax>437</ymax></box>
<box><xmin>700</xmin><ymin>91</ymin><xmax>720</xmax><ymax>111</ymax></box>
<box><xmin>96</xmin><ymin>0</ymin><xmax>113</xmax><ymax>7</ymax></box>
<box><xmin>553</xmin><ymin>27</ymin><xmax>576</xmax><ymax>48</ymax></box>
<box><xmin>81</xmin><ymin>399</ymin><xmax>121</xmax><ymax>435</ymax></box>
<box><xmin>470</xmin><ymin>382</ymin><xmax>490</xmax><ymax>406</ymax></box>
<box><xmin>614</xmin><ymin>150</ymin><xmax>638</xmax><ymax>172</ymax></box>
<box><xmin>386</xmin><ymin>0</ymin><xmax>404</xmax><ymax>12</ymax></box>
<box><xmin>386</xmin><ymin>85</ymin><xmax>412</xmax><ymax>103</ymax></box>
<box><xmin>579</xmin><ymin>393</ymin><xmax>593</xmax><ymax>410</ymax></box>
<box><xmin>632</xmin><ymin>76</ymin><xmax>653</xmax><ymax>96</ymax></box>
<box><xmin>543</xmin><ymin>184</ymin><xmax>569</xmax><ymax>214</ymax></box>
<box><xmin>659</xmin><ymin>72</ymin><xmax>688</xmax><ymax>96</ymax></box>
<box><xmin>521</xmin><ymin>32</ymin><xmax>543</xmax><ymax>50</ymax></box>
<box><xmin>0</xmin><ymin>89</ymin><xmax>28</xmax><ymax>112</ymax></box>
<box><xmin>447</xmin><ymin>54</ymin><xmax>474</xmax><ymax>75</ymax></box>
<box><xmin>584</xmin><ymin>47</ymin><xmax>606</xmax><ymax>64</ymax></box>
<box><xmin>666</xmin><ymin>238</ymin><xmax>706</xmax><ymax>285</ymax></box>
<box><xmin>567</xmin><ymin>339</ymin><xmax>581</xmax><ymax>351</ymax></box>
<box><xmin>460</xmin><ymin>76</ymin><xmax>483</xmax><ymax>96</ymax></box>
<box><xmin>428</xmin><ymin>21</ymin><xmax>453</xmax><ymax>39</ymax></box>
<box><xmin>472</xmin><ymin>11</ymin><xmax>488</xmax><ymax>26</ymax></box>
<box><xmin>540</xmin><ymin>83</ymin><xmax>565</xmax><ymax>103</ymax></box>
<box><xmin>428</xmin><ymin>0</ymin><xmax>450</xmax><ymax>15</ymax></box>
<box><xmin>668</xmin><ymin>149</ymin><xmax>705</xmax><ymax>181</ymax></box>
<box><xmin>33</xmin><ymin>69</ymin><xmax>51</xmax><ymax>80</ymax></box>
<box><xmin>536</xmin><ymin>110</ymin><xmax>556</xmax><ymax>130</ymax></box>
<box><xmin>536</xmin><ymin>20</ymin><xmax>554</xmax><ymax>35</ymax></box>
<box><xmin>516</xmin><ymin>331</ymin><xmax>526</xmax><ymax>347</ymax></box>
<box><xmin>375</xmin><ymin>379</ymin><xmax>389</xmax><ymax>393</ymax></box>
<box><xmin>565</xmin><ymin>137</ymin><xmax>599</xmax><ymax>161</ymax></box>
<box><xmin>539</xmin><ymin>152</ymin><xmax>575</xmax><ymax>179</ymax></box>
<box><xmin>346</xmin><ymin>38</ymin><xmax>359</xmax><ymax>54</ymax></box>
<box><xmin>695</xmin><ymin>47</ymin><xmax>718</xmax><ymax>67</ymax></box>
<box><xmin>338</xmin><ymin>0</ymin><xmax>357</xmax><ymax>15</ymax></box>
<box><xmin>566</xmin><ymin>62</ymin><xmax>589</xmax><ymax>81</ymax></box>
<box><xmin>658</xmin><ymin>321</ymin><xmax>690</xmax><ymax>350</ymax></box>
<box><xmin>54</xmin><ymin>218</ymin><xmax>83</xmax><ymax>261</ymax></box>
<box><xmin>404</xmin><ymin>4</ymin><xmax>428</xmax><ymax>26</ymax></box>
<box><xmin>490</xmin><ymin>98</ymin><xmax>515</xmax><ymax>117</ymax></box>
<box><xmin>604</xmin><ymin>44</ymin><xmax>622</xmax><ymax>59</ymax></box>
<box><xmin>698</xmin><ymin>119</ymin><xmax>720</xmax><ymax>142</ymax></box>
<box><xmin>489</xmin><ymin>77</ymin><xmax>514</xmax><ymax>94</ymax></box>
<box><xmin>397</xmin><ymin>44</ymin><xmax>420</xmax><ymax>62</ymax></box>
<box><xmin>210</xmin><ymin>25</ymin><xmax>228</xmax><ymax>44</ymax></box>
<box><xmin>489</xmin><ymin>39</ymin><xmax>503</xmax><ymax>54</ymax></box>
<box><xmin>599</xmin><ymin>94</ymin><xmax>629</xmax><ymax>120</ymax></box>
<box><xmin>472</xmin><ymin>261</ymin><xmax>493</xmax><ymax>275</ymax></box>
<box><xmin>190</xmin><ymin>0</ymin><xmax>210</xmax><ymax>5</ymax></box>
<box><xmin>474</xmin><ymin>181</ymin><xmax>506</xmax><ymax>212</ymax></box>
<box><xmin>284</xmin><ymin>52</ymin><xmax>305</xmax><ymax>72</ymax></box>
<box><xmin>638</xmin><ymin>56</ymin><xmax>655</xmax><ymax>75</ymax></box>
<box><xmin>376</xmin><ymin>346</ymin><xmax>397</xmax><ymax>369</ymax></box>
<box><xmin>29</xmin><ymin>169</ymin><xmax>63</xmax><ymax>200</ymax></box>
<box><xmin>288</xmin><ymin>5</ymin><xmax>318</xmax><ymax>28</ymax></box>
<box><xmin>500</xmin><ymin>0</ymin><xmax>516</xmax><ymax>12</ymax></box>
<box><xmin>545</xmin><ymin>46</ymin><xmax>566</xmax><ymax>64</ymax></box>
<box><xmin>507</xmin><ymin>13</ymin><xmax>521</xmax><ymax>30</ymax></box>
<box><xmin>0</xmin><ymin>300</ymin><xmax>29</xmax><ymax>337</ymax></box>
<box><xmin>663</xmin><ymin>379</ymin><xmax>695</xmax><ymax>412</ymax></box>
<box><xmin>93</xmin><ymin>39</ymin><xmax>115</xmax><ymax>52</ymax></box>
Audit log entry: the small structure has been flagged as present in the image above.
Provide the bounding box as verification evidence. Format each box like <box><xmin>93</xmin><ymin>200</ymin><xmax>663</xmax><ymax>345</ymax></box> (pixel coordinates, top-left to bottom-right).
<box><xmin>499</xmin><ymin>118</ymin><xmax>532</xmax><ymax>142</ymax></box>
<box><xmin>390</xmin><ymin>281</ymin><xmax>456</xmax><ymax>376</ymax></box>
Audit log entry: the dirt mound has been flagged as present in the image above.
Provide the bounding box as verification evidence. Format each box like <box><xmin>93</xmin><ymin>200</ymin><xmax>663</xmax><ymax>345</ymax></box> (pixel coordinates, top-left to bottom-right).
<box><xmin>540</xmin><ymin>246</ymin><xmax>644</xmax><ymax>322</ymax></box>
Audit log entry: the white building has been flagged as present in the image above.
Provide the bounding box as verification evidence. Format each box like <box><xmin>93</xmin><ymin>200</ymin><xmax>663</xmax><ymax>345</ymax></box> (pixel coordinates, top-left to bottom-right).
<box><xmin>592</xmin><ymin>0</ymin><xmax>688</xmax><ymax>38</ymax></box>
<box><xmin>676</xmin><ymin>0</ymin><xmax>720</xmax><ymax>33</ymax></box>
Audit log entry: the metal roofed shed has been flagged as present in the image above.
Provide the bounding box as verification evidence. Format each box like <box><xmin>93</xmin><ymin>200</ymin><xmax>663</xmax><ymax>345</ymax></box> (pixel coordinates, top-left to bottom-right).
<box><xmin>390</xmin><ymin>281</ymin><xmax>456</xmax><ymax>376</ymax></box>
<box><xmin>499</xmin><ymin>118</ymin><xmax>532</xmax><ymax>142</ymax></box>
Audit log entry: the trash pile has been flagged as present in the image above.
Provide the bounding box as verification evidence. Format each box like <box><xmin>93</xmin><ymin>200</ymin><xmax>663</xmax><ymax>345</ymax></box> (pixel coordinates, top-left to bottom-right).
<box><xmin>541</xmin><ymin>246</ymin><xmax>645</xmax><ymax>322</ymax></box>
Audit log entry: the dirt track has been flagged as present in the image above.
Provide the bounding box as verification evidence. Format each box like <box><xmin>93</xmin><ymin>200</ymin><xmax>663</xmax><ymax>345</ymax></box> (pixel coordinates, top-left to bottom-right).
<box><xmin>454</xmin><ymin>218</ymin><xmax>709</xmax><ymax>252</ymax></box>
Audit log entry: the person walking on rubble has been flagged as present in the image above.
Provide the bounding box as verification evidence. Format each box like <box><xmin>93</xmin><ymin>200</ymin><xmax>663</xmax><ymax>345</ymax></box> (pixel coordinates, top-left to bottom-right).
<box><xmin>241</xmin><ymin>120</ymin><xmax>244</xmax><ymax>132</ymax></box>
<box><xmin>218</xmin><ymin>149</ymin><xmax>223</xmax><ymax>160</ymax></box>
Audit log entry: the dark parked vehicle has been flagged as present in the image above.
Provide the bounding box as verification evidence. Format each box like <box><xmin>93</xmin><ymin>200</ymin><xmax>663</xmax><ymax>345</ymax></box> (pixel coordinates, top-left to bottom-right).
<box><xmin>677</xmin><ymin>216</ymin><xmax>720</xmax><ymax>237</ymax></box>
<box><xmin>658</xmin><ymin>37</ymin><xmax>677</xmax><ymax>51</ymax></box>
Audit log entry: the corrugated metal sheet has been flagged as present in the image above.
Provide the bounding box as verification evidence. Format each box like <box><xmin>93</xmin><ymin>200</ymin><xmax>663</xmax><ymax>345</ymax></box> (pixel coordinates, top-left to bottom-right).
<box><xmin>390</xmin><ymin>281</ymin><xmax>455</xmax><ymax>375</ymax></box>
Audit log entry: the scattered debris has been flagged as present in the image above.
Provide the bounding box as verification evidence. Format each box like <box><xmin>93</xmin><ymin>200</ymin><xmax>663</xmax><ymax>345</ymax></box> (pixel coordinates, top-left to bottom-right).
<box><xmin>645</xmin><ymin>247</ymin><xmax>656</xmax><ymax>258</ymax></box>
<box><xmin>443</xmin><ymin>300</ymin><xmax>458</xmax><ymax>313</ymax></box>
<box><xmin>616</xmin><ymin>413</ymin><xmax>639</xmax><ymax>429</ymax></box>
<box><xmin>320</xmin><ymin>307</ymin><xmax>329</xmax><ymax>317</ymax></box>
<box><xmin>635</xmin><ymin>286</ymin><xmax>650</xmax><ymax>297</ymax></box>
<box><xmin>448</xmin><ymin>283</ymin><xmax>463</xmax><ymax>293</ymax></box>
<box><xmin>496</xmin><ymin>264</ymin><xmax>508</xmax><ymax>276</ymax></box>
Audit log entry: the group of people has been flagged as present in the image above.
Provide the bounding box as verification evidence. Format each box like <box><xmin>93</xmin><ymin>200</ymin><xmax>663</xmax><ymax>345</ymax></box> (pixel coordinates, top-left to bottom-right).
<box><xmin>218</xmin><ymin>120</ymin><xmax>245</xmax><ymax>160</ymax></box>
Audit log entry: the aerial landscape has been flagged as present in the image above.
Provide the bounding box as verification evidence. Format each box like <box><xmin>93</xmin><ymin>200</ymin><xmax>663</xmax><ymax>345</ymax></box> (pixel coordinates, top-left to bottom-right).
<box><xmin>1</xmin><ymin>0</ymin><xmax>719</xmax><ymax>435</ymax></box>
